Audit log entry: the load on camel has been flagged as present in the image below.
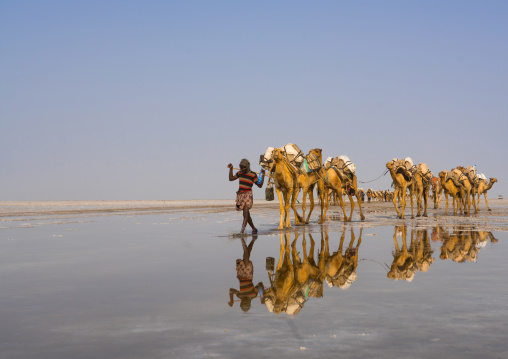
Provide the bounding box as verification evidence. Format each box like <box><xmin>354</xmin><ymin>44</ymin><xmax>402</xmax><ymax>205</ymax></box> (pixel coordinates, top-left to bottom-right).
<box><xmin>260</xmin><ymin>143</ymin><xmax>325</xmax><ymax>229</ymax></box>
<box><xmin>322</xmin><ymin>155</ymin><xmax>365</xmax><ymax>222</ymax></box>
<box><xmin>386</xmin><ymin>157</ymin><xmax>417</xmax><ymax>219</ymax></box>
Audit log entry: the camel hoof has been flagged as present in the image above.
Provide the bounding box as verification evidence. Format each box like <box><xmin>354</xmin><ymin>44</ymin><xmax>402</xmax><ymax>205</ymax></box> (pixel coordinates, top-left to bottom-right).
<box><xmin>411</xmin><ymin>216</ymin><xmax>414</xmax><ymax>219</ymax></box>
<box><xmin>423</xmin><ymin>214</ymin><xmax>428</xmax><ymax>217</ymax></box>
<box><xmin>361</xmin><ymin>215</ymin><xmax>365</xmax><ymax>221</ymax></box>
<box><xmin>488</xmin><ymin>209</ymin><xmax>492</xmax><ymax>211</ymax></box>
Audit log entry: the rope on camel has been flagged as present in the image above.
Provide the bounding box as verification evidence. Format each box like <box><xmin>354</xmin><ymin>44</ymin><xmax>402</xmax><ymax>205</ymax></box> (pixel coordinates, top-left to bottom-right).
<box><xmin>358</xmin><ymin>169</ymin><xmax>390</xmax><ymax>184</ymax></box>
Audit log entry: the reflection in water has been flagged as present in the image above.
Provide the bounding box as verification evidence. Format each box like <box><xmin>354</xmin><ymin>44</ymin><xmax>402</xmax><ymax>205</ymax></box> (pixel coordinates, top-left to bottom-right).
<box><xmin>228</xmin><ymin>235</ymin><xmax>265</xmax><ymax>312</ymax></box>
<box><xmin>227</xmin><ymin>226</ymin><xmax>498</xmax><ymax>316</ymax></box>
<box><xmin>324</xmin><ymin>227</ymin><xmax>361</xmax><ymax>290</ymax></box>
<box><xmin>387</xmin><ymin>226</ymin><xmax>434</xmax><ymax>282</ymax></box>
<box><xmin>263</xmin><ymin>227</ymin><xmax>362</xmax><ymax>315</ymax></box>
<box><xmin>432</xmin><ymin>226</ymin><xmax>498</xmax><ymax>263</ymax></box>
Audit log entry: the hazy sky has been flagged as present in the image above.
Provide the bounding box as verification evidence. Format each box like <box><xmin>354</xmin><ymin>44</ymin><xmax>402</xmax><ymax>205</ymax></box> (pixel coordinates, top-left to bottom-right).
<box><xmin>1</xmin><ymin>1</ymin><xmax>506</xmax><ymax>201</ymax></box>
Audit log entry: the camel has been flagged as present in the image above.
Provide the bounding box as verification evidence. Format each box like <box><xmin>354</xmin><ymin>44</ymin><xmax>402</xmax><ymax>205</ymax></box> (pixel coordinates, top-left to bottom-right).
<box><xmin>292</xmin><ymin>232</ymin><xmax>325</xmax><ymax>299</ymax></box>
<box><xmin>410</xmin><ymin>228</ymin><xmax>434</xmax><ymax>273</ymax></box>
<box><xmin>430</xmin><ymin>177</ymin><xmax>443</xmax><ymax>209</ymax></box>
<box><xmin>322</xmin><ymin>157</ymin><xmax>365</xmax><ymax>222</ymax></box>
<box><xmin>474</xmin><ymin>177</ymin><xmax>497</xmax><ymax>211</ymax></box>
<box><xmin>439</xmin><ymin>227</ymin><xmax>478</xmax><ymax>263</ymax></box>
<box><xmin>271</xmin><ymin>148</ymin><xmax>299</xmax><ymax>229</ymax></box>
<box><xmin>293</xmin><ymin>149</ymin><xmax>326</xmax><ymax>225</ymax></box>
<box><xmin>455</xmin><ymin>166</ymin><xmax>478</xmax><ymax>215</ymax></box>
<box><xmin>324</xmin><ymin>226</ymin><xmax>361</xmax><ymax>289</ymax></box>
<box><xmin>263</xmin><ymin>233</ymin><xmax>300</xmax><ymax>315</ymax></box>
<box><xmin>413</xmin><ymin>163</ymin><xmax>433</xmax><ymax>217</ymax></box>
<box><xmin>386</xmin><ymin>160</ymin><xmax>416</xmax><ymax>219</ymax></box>
<box><xmin>439</xmin><ymin>171</ymin><xmax>463</xmax><ymax>215</ymax></box>
<box><xmin>388</xmin><ymin>225</ymin><xmax>417</xmax><ymax>282</ymax></box>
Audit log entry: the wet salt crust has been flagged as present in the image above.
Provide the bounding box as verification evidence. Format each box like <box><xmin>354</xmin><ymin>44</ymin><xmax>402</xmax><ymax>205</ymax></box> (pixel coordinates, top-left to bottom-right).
<box><xmin>0</xmin><ymin>200</ymin><xmax>507</xmax><ymax>359</ymax></box>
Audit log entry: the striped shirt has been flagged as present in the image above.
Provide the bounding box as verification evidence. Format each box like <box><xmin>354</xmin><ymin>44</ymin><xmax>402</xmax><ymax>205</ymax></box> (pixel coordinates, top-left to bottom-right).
<box><xmin>238</xmin><ymin>278</ymin><xmax>258</xmax><ymax>299</ymax></box>
<box><xmin>236</xmin><ymin>171</ymin><xmax>258</xmax><ymax>192</ymax></box>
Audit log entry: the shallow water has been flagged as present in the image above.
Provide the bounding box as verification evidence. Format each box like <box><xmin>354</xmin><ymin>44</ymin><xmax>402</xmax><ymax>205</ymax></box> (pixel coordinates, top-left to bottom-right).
<box><xmin>0</xmin><ymin>205</ymin><xmax>507</xmax><ymax>359</ymax></box>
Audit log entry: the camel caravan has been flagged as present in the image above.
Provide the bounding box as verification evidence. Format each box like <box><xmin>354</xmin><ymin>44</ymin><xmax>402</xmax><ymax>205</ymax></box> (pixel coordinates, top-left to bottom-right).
<box><xmin>260</xmin><ymin>143</ymin><xmax>364</xmax><ymax>229</ymax></box>
<box><xmin>259</xmin><ymin>144</ymin><xmax>497</xmax><ymax>225</ymax></box>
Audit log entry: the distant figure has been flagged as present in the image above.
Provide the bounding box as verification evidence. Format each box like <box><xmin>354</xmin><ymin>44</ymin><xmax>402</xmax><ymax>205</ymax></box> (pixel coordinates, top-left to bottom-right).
<box><xmin>228</xmin><ymin>159</ymin><xmax>265</xmax><ymax>234</ymax></box>
<box><xmin>228</xmin><ymin>236</ymin><xmax>265</xmax><ymax>312</ymax></box>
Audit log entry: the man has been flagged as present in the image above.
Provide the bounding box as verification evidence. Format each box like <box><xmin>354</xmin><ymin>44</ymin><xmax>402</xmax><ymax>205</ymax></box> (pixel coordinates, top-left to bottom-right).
<box><xmin>228</xmin><ymin>159</ymin><xmax>265</xmax><ymax>234</ymax></box>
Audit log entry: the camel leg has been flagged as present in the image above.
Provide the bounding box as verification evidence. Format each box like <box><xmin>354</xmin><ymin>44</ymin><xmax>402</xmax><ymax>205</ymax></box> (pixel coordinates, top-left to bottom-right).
<box><xmin>393</xmin><ymin>188</ymin><xmax>402</xmax><ymax>218</ymax></box>
<box><xmin>300</xmin><ymin>187</ymin><xmax>308</xmax><ymax>225</ymax></box>
<box><xmin>409</xmin><ymin>188</ymin><xmax>414</xmax><ymax>219</ymax></box>
<box><xmin>356</xmin><ymin>191</ymin><xmax>366</xmax><ymax>220</ymax></box>
<box><xmin>464</xmin><ymin>189</ymin><xmax>470</xmax><ymax>216</ymax></box>
<box><xmin>284</xmin><ymin>188</ymin><xmax>293</xmax><ymax>228</ymax></box>
<box><xmin>423</xmin><ymin>189</ymin><xmax>428</xmax><ymax>217</ymax></box>
<box><xmin>347</xmin><ymin>194</ymin><xmax>354</xmax><ymax>222</ymax></box>
<box><xmin>337</xmin><ymin>189</ymin><xmax>348</xmax><ymax>222</ymax></box>
<box><xmin>291</xmin><ymin>187</ymin><xmax>302</xmax><ymax>225</ymax></box>
<box><xmin>484</xmin><ymin>193</ymin><xmax>492</xmax><ymax>211</ymax></box>
<box><xmin>317</xmin><ymin>181</ymin><xmax>325</xmax><ymax>224</ymax></box>
<box><xmin>275</xmin><ymin>188</ymin><xmax>286</xmax><ymax>229</ymax></box>
<box><xmin>472</xmin><ymin>191</ymin><xmax>478</xmax><ymax>214</ymax></box>
<box><xmin>306</xmin><ymin>185</ymin><xmax>315</xmax><ymax>224</ymax></box>
<box><xmin>322</xmin><ymin>188</ymin><xmax>330</xmax><ymax>222</ymax></box>
<box><xmin>401</xmin><ymin>185</ymin><xmax>408</xmax><ymax>219</ymax></box>
<box><xmin>416</xmin><ymin>188</ymin><xmax>422</xmax><ymax>217</ymax></box>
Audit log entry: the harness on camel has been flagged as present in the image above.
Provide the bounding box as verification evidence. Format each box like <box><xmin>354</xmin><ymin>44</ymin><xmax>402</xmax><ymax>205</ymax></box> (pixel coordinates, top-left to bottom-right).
<box><xmin>326</xmin><ymin>166</ymin><xmax>356</xmax><ymax>196</ymax></box>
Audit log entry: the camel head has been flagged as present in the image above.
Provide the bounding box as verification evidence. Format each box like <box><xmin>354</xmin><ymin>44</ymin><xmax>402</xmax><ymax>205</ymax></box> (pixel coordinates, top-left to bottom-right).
<box><xmin>439</xmin><ymin>171</ymin><xmax>447</xmax><ymax>179</ymax></box>
<box><xmin>490</xmin><ymin>178</ymin><xmax>498</xmax><ymax>183</ymax></box>
<box><xmin>386</xmin><ymin>160</ymin><xmax>395</xmax><ymax>170</ymax></box>
<box><xmin>272</xmin><ymin>148</ymin><xmax>284</xmax><ymax>161</ymax></box>
<box><xmin>309</xmin><ymin>148</ymin><xmax>322</xmax><ymax>157</ymax></box>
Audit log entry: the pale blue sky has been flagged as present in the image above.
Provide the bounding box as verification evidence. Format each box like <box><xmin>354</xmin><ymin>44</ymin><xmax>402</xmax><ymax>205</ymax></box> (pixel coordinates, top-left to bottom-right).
<box><xmin>1</xmin><ymin>1</ymin><xmax>506</xmax><ymax>200</ymax></box>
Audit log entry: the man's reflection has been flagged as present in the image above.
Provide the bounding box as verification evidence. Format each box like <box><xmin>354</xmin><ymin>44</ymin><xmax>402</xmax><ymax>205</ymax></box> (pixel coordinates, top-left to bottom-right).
<box><xmin>324</xmin><ymin>226</ymin><xmax>362</xmax><ymax>290</ymax></box>
<box><xmin>228</xmin><ymin>235</ymin><xmax>265</xmax><ymax>312</ymax></box>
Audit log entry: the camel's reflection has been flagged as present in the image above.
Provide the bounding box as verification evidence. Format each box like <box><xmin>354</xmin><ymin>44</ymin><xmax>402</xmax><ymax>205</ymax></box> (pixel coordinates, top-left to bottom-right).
<box><xmin>387</xmin><ymin>226</ymin><xmax>434</xmax><ymax>282</ymax></box>
<box><xmin>263</xmin><ymin>227</ymin><xmax>361</xmax><ymax>315</ymax></box>
<box><xmin>227</xmin><ymin>225</ymin><xmax>498</xmax><ymax>315</ymax></box>
<box><xmin>432</xmin><ymin>226</ymin><xmax>497</xmax><ymax>263</ymax></box>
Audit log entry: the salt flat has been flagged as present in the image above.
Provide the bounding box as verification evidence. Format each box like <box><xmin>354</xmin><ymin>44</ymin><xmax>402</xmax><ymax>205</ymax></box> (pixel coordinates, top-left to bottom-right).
<box><xmin>0</xmin><ymin>199</ymin><xmax>507</xmax><ymax>358</ymax></box>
